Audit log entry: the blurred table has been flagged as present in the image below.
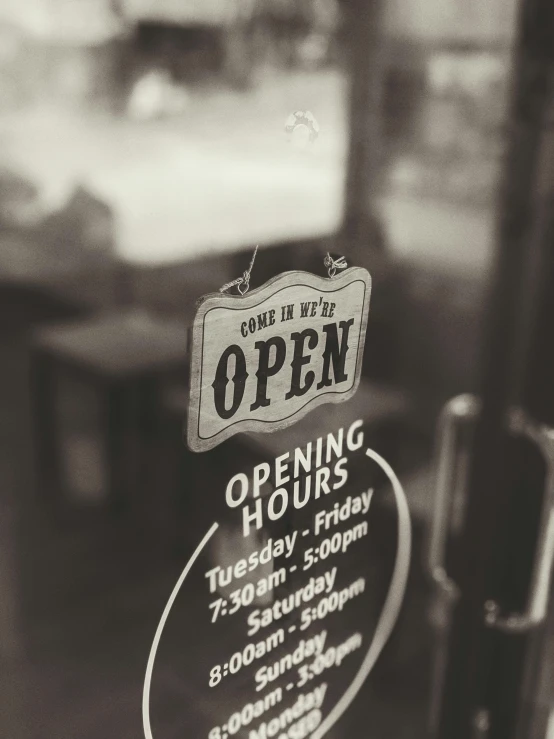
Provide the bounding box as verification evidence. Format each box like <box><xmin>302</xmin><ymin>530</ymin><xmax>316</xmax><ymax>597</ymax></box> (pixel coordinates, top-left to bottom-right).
<box><xmin>241</xmin><ymin>378</ymin><xmax>410</xmax><ymax>458</ymax></box>
<box><xmin>159</xmin><ymin>376</ymin><xmax>413</xmax><ymax>554</ymax></box>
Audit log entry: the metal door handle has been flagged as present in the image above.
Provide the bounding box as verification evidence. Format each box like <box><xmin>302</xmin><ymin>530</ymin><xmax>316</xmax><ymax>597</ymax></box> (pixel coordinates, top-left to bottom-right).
<box><xmin>428</xmin><ymin>393</ymin><xmax>480</xmax><ymax>599</ymax></box>
<box><xmin>484</xmin><ymin>409</ymin><xmax>554</xmax><ymax>633</ymax></box>
<box><xmin>429</xmin><ymin>394</ymin><xmax>554</xmax><ymax>632</ymax></box>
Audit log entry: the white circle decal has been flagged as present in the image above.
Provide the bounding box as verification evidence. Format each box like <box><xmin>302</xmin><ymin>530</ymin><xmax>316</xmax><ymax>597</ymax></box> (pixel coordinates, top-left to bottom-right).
<box><xmin>142</xmin><ymin>447</ymin><xmax>411</xmax><ymax>739</ymax></box>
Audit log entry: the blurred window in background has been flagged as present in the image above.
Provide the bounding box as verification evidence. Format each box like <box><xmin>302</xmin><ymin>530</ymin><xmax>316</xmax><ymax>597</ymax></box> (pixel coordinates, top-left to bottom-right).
<box><xmin>0</xmin><ymin>0</ymin><xmax>519</xmax><ymax>278</ymax></box>
<box><xmin>0</xmin><ymin>0</ymin><xmax>348</xmax><ymax>271</ymax></box>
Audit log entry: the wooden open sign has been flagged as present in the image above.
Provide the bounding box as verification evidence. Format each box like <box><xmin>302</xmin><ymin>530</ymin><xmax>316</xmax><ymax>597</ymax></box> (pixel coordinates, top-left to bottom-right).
<box><xmin>187</xmin><ymin>267</ymin><xmax>371</xmax><ymax>452</ymax></box>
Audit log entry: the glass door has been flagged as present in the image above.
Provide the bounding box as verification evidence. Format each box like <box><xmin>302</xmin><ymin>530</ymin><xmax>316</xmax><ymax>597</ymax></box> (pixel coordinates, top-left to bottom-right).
<box><xmin>3</xmin><ymin>0</ymin><xmax>554</xmax><ymax>738</ymax></box>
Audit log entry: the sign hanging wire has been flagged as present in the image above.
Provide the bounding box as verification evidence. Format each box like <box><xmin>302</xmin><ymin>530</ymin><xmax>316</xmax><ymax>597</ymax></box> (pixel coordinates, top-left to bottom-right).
<box><xmin>324</xmin><ymin>252</ymin><xmax>348</xmax><ymax>278</ymax></box>
<box><xmin>219</xmin><ymin>246</ymin><xmax>348</xmax><ymax>295</ymax></box>
<box><xmin>220</xmin><ymin>245</ymin><xmax>259</xmax><ymax>295</ymax></box>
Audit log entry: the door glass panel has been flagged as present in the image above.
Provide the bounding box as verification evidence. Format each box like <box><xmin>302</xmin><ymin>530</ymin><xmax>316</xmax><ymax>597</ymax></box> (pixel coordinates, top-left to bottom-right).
<box><xmin>0</xmin><ymin>2</ymin><xmax>539</xmax><ymax>739</ymax></box>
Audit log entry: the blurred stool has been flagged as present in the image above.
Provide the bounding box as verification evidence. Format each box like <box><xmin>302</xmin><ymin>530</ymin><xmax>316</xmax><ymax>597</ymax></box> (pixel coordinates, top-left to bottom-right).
<box><xmin>23</xmin><ymin>309</ymin><xmax>191</xmax><ymax>650</ymax></box>
<box><xmin>31</xmin><ymin>309</ymin><xmax>190</xmax><ymax>531</ymax></box>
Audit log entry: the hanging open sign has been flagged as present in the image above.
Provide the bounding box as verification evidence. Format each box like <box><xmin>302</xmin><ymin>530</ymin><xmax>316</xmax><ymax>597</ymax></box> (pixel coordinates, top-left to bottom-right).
<box><xmin>187</xmin><ymin>267</ymin><xmax>371</xmax><ymax>452</ymax></box>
